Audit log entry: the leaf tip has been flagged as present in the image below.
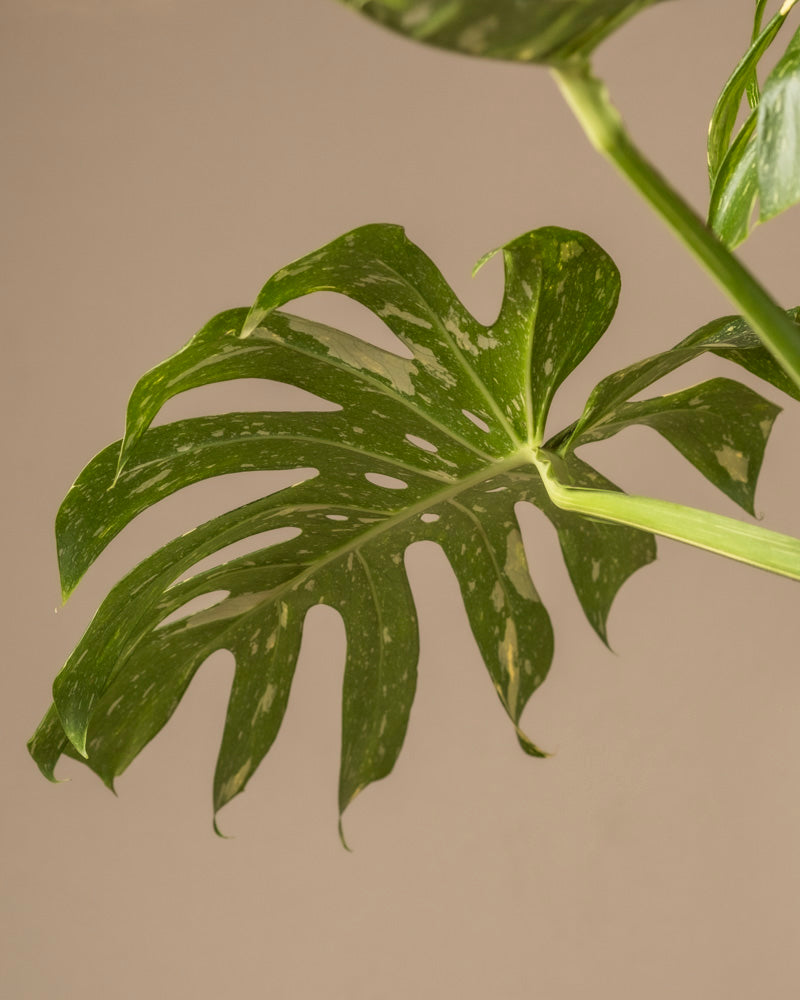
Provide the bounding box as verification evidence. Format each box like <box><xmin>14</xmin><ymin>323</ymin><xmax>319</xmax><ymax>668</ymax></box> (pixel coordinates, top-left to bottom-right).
<box><xmin>241</xmin><ymin>306</ymin><xmax>267</xmax><ymax>339</ymax></box>
<box><xmin>61</xmin><ymin>720</ymin><xmax>89</xmax><ymax>760</ymax></box>
<box><xmin>27</xmin><ymin>740</ymin><xmax>70</xmax><ymax>784</ymax></box>
<box><xmin>472</xmin><ymin>246</ymin><xmax>501</xmax><ymax>278</ymax></box>
<box><xmin>515</xmin><ymin>727</ymin><xmax>550</xmax><ymax>759</ymax></box>
<box><xmin>337</xmin><ymin>817</ymin><xmax>354</xmax><ymax>853</ymax></box>
<box><xmin>213</xmin><ymin>815</ymin><xmax>234</xmax><ymax>840</ymax></box>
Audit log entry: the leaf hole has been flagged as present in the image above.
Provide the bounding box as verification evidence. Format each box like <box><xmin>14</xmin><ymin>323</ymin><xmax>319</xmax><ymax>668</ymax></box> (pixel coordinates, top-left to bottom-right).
<box><xmin>405</xmin><ymin>433</ymin><xmax>438</xmax><ymax>453</ymax></box>
<box><xmin>153</xmin><ymin>379</ymin><xmax>340</xmax><ymax>424</ymax></box>
<box><xmin>365</xmin><ymin>472</ymin><xmax>408</xmax><ymax>490</ymax></box>
<box><xmin>176</xmin><ymin>525</ymin><xmax>303</xmax><ymax>580</ymax></box>
<box><xmin>157</xmin><ymin>590</ymin><xmax>230</xmax><ymax>629</ymax></box>
<box><xmin>326</xmin><ymin>513</ymin><xmax>349</xmax><ymax>521</ymax></box>
<box><xmin>288</xmin><ymin>291</ymin><xmax>415</xmax><ymax>358</ymax></box>
<box><xmin>420</xmin><ymin>512</ymin><xmax>439</xmax><ymax>523</ymax></box>
<box><xmin>461</xmin><ymin>409</ymin><xmax>490</xmax><ymax>433</ymax></box>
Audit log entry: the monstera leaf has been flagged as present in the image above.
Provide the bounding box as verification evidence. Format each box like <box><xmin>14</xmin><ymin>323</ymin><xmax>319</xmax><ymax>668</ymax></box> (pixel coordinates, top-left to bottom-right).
<box><xmin>29</xmin><ymin>223</ymin><xmax>797</xmax><ymax>838</ymax></box>
<box><xmin>336</xmin><ymin>0</ymin><xmax>666</xmax><ymax>64</ymax></box>
<box><xmin>708</xmin><ymin>5</ymin><xmax>800</xmax><ymax>247</ymax></box>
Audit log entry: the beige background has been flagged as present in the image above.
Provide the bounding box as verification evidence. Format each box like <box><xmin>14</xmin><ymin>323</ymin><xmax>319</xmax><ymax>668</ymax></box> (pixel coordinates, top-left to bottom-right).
<box><xmin>3</xmin><ymin>1</ymin><xmax>800</xmax><ymax>996</ymax></box>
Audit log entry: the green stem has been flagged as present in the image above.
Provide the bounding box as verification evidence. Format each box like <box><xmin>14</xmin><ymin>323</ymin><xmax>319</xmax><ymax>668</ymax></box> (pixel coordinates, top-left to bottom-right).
<box><xmin>551</xmin><ymin>60</ymin><xmax>800</xmax><ymax>392</ymax></box>
<box><xmin>534</xmin><ymin>451</ymin><xmax>800</xmax><ymax>582</ymax></box>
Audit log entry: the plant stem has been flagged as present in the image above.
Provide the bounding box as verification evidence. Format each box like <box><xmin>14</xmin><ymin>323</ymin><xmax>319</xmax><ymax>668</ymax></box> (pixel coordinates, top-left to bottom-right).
<box><xmin>551</xmin><ymin>59</ymin><xmax>800</xmax><ymax>392</ymax></box>
<box><xmin>534</xmin><ymin>450</ymin><xmax>800</xmax><ymax>582</ymax></box>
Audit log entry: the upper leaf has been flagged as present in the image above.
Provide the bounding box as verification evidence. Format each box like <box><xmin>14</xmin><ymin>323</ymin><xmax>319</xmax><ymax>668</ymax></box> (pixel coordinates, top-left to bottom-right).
<box><xmin>757</xmin><ymin>22</ymin><xmax>800</xmax><ymax>221</ymax></box>
<box><xmin>31</xmin><ymin>224</ymin><xmax>659</xmax><ymax>836</ymax></box>
<box><xmin>336</xmin><ymin>0</ymin><xmax>666</xmax><ymax>65</ymax></box>
<box><xmin>708</xmin><ymin>6</ymin><xmax>800</xmax><ymax>245</ymax></box>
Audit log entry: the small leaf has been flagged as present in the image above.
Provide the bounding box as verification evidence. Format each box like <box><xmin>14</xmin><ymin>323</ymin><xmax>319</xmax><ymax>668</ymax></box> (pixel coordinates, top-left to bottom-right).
<box><xmin>555</xmin><ymin>308</ymin><xmax>800</xmax><ymax>453</ymax></box>
<box><xmin>707</xmin><ymin>1</ymin><xmax>798</xmax><ymax>186</ymax></box>
<box><xmin>708</xmin><ymin>109</ymin><xmax>759</xmax><ymax>248</ymax></box>
<box><xmin>336</xmin><ymin>0</ymin><xmax>665</xmax><ymax>65</ymax></box>
<box><xmin>758</xmin><ymin>23</ymin><xmax>800</xmax><ymax>221</ymax></box>
<box><xmin>571</xmin><ymin>377</ymin><xmax>780</xmax><ymax>515</ymax></box>
<box><xmin>708</xmin><ymin>10</ymin><xmax>800</xmax><ymax>243</ymax></box>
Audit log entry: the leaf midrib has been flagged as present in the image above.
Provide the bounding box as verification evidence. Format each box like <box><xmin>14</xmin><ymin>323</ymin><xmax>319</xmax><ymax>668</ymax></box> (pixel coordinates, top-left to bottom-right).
<box><xmin>252</xmin><ymin>321</ymin><xmax>504</xmax><ymax>463</ymax></box>
<box><xmin>375</xmin><ymin>259</ymin><xmax>526</xmax><ymax>449</ymax></box>
<box><xmin>164</xmin><ymin>450</ymin><xmax>536</xmax><ymax>646</ymax></box>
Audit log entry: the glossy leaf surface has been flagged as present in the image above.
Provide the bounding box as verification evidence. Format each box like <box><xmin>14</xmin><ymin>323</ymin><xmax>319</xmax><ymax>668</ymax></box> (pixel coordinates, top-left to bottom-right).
<box><xmin>708</xmin><ymin>9</ymin><xmax>800</xmax><ymax>245</ymax></box>
<box><xmin>31</xmin><ymin>224</ymin><xmax>658</xmax><ymax>834</ymax></box>
<box><xmin>30</xmin><ymin>225</ymin><xmax>793</xmax><ymax>837</ymax></box>
<box><xmin>337</xmin><ymin>0</ymin><xmax>665</xmax><ymax>64</ymax></box>
<box><xmin>707</xmin><ymin>1</ymin><xmax>798</xmax><ymax>186</ymax></box>
<box><xmin>758</xmin><ymin>23</ymin><xmax>800</xmax><ymax>221</ymax></box>
<box><xmin>569</xmin><ymin>377</ymin><xmax>779</xmax><ymax>515</ymax></box>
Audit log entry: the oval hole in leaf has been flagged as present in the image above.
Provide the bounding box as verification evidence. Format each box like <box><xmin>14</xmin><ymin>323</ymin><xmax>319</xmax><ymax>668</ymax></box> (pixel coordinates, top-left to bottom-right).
<box><xmin>365</xmin><ymin>472</ymin><xmax>408</xmax><ymax>490</ymax></box>
<box><xmin>420</xmin><ymin>512</ymin><xmax>440</xmax><ymax>523</ymax></box>
<box><xmin>326</xmin><ymin>514</ymin><xmax>349</xmax><ymax>521</ymax></box>
<box><xmin>462</xmin><ymin>409</ymin><xmax>490</xmax><ymax>433</ymax></box>
<box><xmin>405</xmin><ymin>433</ymin><xmax>438</xmax><ymax>453</ymax></box>
<box><xmin>177</xmin><ymin>525</ymin><xmax>303</xmax><ymax>580</ymax></box>
<box><xmin>289</xmin><ymin>291</ymin><xmax>415</xmax><ymax>358</ymax></box>
<box><xmin>156</xmin><ymin>590</ymin><xmax>230</xmax><ymax>629</ymax></box>
<box><xmin>153</xmin><ymin>379</ymin><xmax>340</xmax><ymax>423</ymax></box>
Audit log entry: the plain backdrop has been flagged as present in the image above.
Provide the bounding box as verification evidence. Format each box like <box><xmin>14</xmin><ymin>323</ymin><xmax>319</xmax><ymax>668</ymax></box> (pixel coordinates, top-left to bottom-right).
<box><xmin>3</xmin><ymin>1</ymin><xmax>800</xmax><ymax>997</ymax></box>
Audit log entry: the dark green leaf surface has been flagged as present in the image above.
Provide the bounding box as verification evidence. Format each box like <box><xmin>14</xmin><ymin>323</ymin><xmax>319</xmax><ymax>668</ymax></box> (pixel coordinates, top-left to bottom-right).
<box><xmin>571</xmin><ymin>377</ymin><xmax>780</xmax><ymax>515</ymax></box>
<box><xmin>337</xmin><ymin>0</ymin><xmax>665</xmax><ymax>64</ymax></box>
<box><xmin>555</xmin><ymin>308</ymin><xmax>800</xmax><ymax>453</ymax></box>
<box><xmin>32</xmin><ymin>224</ymin><xmax>783</xmax><ymax>837</ymax></box>
<box><xmin>708</xmin><ymin>110</ymin><xmax>758</xmax><ymax>248</ymax></box>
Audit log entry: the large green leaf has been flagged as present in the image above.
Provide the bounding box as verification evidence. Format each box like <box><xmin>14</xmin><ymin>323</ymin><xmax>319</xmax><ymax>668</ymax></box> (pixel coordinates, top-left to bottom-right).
<box><xmin>31</xmin><ymin>224</ymin><xmax>793</xmax><ymax>838</ymax></box>
<box><xmin>31</xmin><ymin>224</ymin><xmax>662</xmax><ymax>835</ymax></box>
<box><xmin>336</xmin><ymin>0</ymin><xmax>666</xmax><ymax>64</ymax></box>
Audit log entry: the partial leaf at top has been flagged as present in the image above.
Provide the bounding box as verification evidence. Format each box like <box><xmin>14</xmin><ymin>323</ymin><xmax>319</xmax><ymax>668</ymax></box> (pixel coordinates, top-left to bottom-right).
<box><xmin>336</xmin><ymin>0</ymin><xmax>666</xmax><ymax>65</ymax></box>
<box><xmin>31</xmin><ymin>223</ymin><xmax>658</xmax><ymax>836</ymax></box>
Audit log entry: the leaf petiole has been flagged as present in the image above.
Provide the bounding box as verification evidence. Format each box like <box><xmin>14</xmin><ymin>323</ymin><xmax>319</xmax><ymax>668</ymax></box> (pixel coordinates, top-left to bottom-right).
<box><xmin>534</xmin><ymin>449</ymin><xmax>800</xmax><ymax>582</ymax></box>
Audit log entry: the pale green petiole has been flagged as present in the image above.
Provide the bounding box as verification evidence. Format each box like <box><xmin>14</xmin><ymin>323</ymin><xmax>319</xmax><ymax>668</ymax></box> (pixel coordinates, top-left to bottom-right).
<box><xmin>534</xmin><ymin>450</ymin><xmax>800</xmax><ymax>582</ymax></box>
<box><xmin>551</xmin><ymin>59</ymin><xmax>800</xmax><ymax>393</ymax></box>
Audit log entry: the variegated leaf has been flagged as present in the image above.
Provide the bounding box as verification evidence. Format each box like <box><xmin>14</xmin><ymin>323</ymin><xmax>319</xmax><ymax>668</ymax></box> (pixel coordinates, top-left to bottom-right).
<box><xmin>708</xmin><ymin>11</ymin><xmax>800</xmax><ymax>245</ymax></box>
<box><xmin>33</xmin><ymin>223</ymin><xmax>786</xmax><ymax>839</ymax></box>
<box><xmin>336</xmin><ymin>0</ymin><xmax>666</xmax><ymax>65</ymax></box>
<box><xmin>30</xmin><ymin>224</ymin><xmax>660</xmax><ymax>835</ymax></box>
